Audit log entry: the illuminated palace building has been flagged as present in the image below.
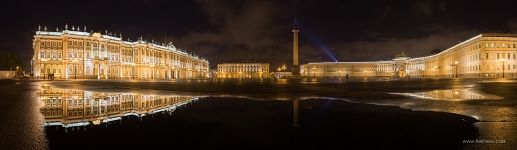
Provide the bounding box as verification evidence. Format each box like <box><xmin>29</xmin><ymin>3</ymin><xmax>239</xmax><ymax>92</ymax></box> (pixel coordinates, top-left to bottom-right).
<box><xmin>217</xmin><ymin>63</ymin><xmax>270</xmax><ymax>78</ymax></box>
<box><xmin>32</xmin><ymin>25</ymin><xmax>209</xmax><ymax>79</ymax></box>
<box><xmin>39</xmin><ymin>85</ymin><xmax>198</xmax><ymax>128</ymax></box>
<box><xmin>301</xmin><ymin>33</ymin><xmax>517</xmax><ymax>78</ymax></box>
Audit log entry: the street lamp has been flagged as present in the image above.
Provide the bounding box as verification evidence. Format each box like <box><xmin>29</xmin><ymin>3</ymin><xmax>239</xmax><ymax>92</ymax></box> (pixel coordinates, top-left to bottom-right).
<box><xmin>312</xmin><ymin>66</ymin><xmax>316</xmax><ymax>78</ymax></box>
<box><xmin>454</xmin><ymin>61</ymin><xmax>458</xmax><ymax>78</ymax></box>
<box><xmin>434</xmin><ymin>66</ymin><xmax>438</xmax><ymax>78</ymax></box>
<box><xmin>502</xmin><ymin>59</ymin><xmax>506</xmax><ymax>78</ymax></box>
<box><xmin>74</xmin><ymin>64</ymin><xmax>77</xmax><ymax>79</ymax></box>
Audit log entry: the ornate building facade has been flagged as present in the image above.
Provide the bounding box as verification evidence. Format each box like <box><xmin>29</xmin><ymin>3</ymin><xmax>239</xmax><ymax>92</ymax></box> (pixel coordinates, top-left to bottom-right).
<box><xmin>301</xmin><ymin>33</ymin><xmax>517</xmax><ymax>78</ymax></box>
<box><xmin>32</xmin><ymin>25</ymin><xmax>209</xmax><ymax>79</ymax></box>
<box><xmin>217</xmin><ymin>63</ymin><xmax>270</xmax><ymax>78</ymax></box>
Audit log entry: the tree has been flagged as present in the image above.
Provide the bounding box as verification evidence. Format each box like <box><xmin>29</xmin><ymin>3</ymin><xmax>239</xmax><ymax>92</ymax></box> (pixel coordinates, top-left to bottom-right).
<box><xmin>0</xmin><ymin>52</ymin><xmax>24</xmax><ymax>71</ymax></box>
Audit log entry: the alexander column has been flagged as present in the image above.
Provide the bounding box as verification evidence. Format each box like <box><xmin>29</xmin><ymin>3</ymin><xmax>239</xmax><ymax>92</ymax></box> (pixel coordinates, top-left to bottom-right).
<box><xmin>292</xmin><ymin>19</ymin><xmax>301</xmax><ymax>78</ymax></box>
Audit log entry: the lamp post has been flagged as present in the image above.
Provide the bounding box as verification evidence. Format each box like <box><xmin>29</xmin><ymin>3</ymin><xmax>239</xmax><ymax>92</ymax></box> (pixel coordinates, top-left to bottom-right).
<box><xmin>74</xmin><ymin>64</ymin><xmax>77</xmax><ymax>79</ymax></box>
<box><xmin>15</xmin><ymin>66</ymin><xmax>20</xmax><ymax>78</ymax></box>
<box><xmin>454</xmin><ymin>61</ymin><xmax>458</xmax><ymax>78</ymax></box>
<box><xmin>434</xmin><ymin>66</ymin><xmax>438</xmax><ymax>78</ymax></box>
<box><xmin>312</xmin><ymin>66</ymin><xmax>316</xmax><ymax>78</ymax></box>
<box><xmin>502</xmin><ymin>59</ymin><xmax>506</xmax><ymax>78</ymax></box>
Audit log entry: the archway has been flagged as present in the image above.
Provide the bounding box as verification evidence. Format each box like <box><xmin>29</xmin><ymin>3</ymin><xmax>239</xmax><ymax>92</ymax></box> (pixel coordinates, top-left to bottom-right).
<box><xmin>395</xmin><ymin>64</ymin><xmax>406</xmax><ymax>78</ymax></box>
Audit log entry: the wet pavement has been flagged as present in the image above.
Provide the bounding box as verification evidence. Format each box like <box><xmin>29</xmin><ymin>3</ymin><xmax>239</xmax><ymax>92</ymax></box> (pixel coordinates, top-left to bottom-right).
<box><xmin>0</xmin><ymin>78</ymin><xmax>515</xmax><ymax>149</ymax></box>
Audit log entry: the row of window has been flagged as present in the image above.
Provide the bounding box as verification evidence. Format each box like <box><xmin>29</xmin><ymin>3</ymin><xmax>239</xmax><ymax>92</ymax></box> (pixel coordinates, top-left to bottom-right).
<box><xmin>39</xmin><ymin>51</ymin><xmax>203</xmax><ymax>67</ymax></box>
<box><xmin>41</xmin><ymin>41</ymin><xmax>191</xmax><ymax>60</ymax></box>
<box><xmin>219</xmin><ymin>65</ymin><xmax>268</xmax><ymax>69</ymax></box>
<box><xmin>493</xmin><ymin>52</ymin><xmax>517</xmax><ymax>60</ymax></box>
<box><xmin>219</xmin><ymin>69</ymin><xmax>269</xmax><ymax>72</ymax></box>
<box><xmin>485</xmin><ymin>42</ymin><xmax>517</xmax><ymax>48</ymax></box>
<box><xmin>41</xmin><ymin>41</ymin><xmax>62</xmax><ymax>47</ymax></box>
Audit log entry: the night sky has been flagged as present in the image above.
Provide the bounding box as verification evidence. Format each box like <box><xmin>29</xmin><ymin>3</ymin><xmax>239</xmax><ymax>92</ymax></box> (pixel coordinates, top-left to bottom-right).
<box><xmin>2</xmin><ymin>0</ymin><xmax>517</xmax><ymax>68</ymax></box>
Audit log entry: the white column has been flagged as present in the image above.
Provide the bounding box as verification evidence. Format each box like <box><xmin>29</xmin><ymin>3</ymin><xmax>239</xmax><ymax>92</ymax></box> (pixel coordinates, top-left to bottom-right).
<box><xmin>105</xmin><ymin>64</ymin><xmax>108</xmax><ymax>79</ymax></box>
<box><xmin>97</xmin><ymin>64</ymin><xmax>100</xmax><ymax>79</ymax></box>
<box><xmin>65</xmin><ymin>64</ymin><xmax>69</xmax><ymax>79</ymax></box>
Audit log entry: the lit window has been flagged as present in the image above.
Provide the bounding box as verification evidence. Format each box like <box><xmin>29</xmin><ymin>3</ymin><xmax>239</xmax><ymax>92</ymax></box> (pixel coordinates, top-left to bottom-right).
<box><xmin>491</xmin><ymin>43</ymin><xmax>494</xmax><ymax>48</ymax></box>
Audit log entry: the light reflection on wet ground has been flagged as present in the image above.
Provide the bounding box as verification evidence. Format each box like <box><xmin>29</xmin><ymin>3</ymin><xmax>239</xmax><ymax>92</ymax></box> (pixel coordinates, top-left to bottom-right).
<box><xmin>389</xmin><ymin>88</ymin><xmax>503</xmax><ymax>101</ymax></box>
<box><xmin>38</xmin><ymin>85</ymin><xmax>199</xmax><ymax>128</ymax></box>
<box><xmin>393</xmin><ymin>103</ymin><xmax>516</xmax><ymax>150</ymax></box>
<box><xmin>362</xmin><ymin>84</ymin><xmax>516</xmax><ymax>150</ymax></box>
<box><xmin>37</xmin><ymin>83</ymin><xmax>480</xmax><ymax>149</ymax></box>
<box><xmin>5</xmin><ymin>78</ymin><xmax>515</xmax><ymax>150</ymax></box>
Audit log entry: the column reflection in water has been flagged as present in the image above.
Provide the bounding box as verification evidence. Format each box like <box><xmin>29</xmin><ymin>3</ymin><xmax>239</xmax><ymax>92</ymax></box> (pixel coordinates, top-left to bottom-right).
<box><xmin>37</xmin><ymin>85</ymin><xmax>198</xmax><ymax>128</ymax></box>
<box><xmin>292</xmin><ymin>99</ymin><xmax>300</xmax><ymax>127</ymax></box>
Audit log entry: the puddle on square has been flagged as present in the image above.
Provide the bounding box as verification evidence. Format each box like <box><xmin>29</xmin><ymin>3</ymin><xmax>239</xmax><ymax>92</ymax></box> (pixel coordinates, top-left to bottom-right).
<box><xmin>34</xmin><ymin>83</ymin><xmax>478</xmax><ymax>149</ymax></box>
<box><xmin>389</xmin><ymin>88</ymin><xmax>503</xmax><ymax>101</ymax></box>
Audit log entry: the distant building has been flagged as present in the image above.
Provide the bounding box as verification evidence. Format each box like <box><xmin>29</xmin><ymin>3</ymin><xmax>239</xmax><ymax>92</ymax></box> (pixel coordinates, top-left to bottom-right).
<box><xmin>272</xmin><ymin>64</ymin><xmax>292</xmax><ymax>78</ymax></box>
<box><xmin>301</xmin><ymin>33</ymin><xmax>517</xmax><ymax>79</ymax></box>
<box><xmin>217</xmin><ymin>63</ymin><xmax>269</xmax><ymax>78</ymax></box>
<box><xmin>209</xmin><ymin>69</ymin><xmax>217</xmax><ymax>78</ymax></box>
<box><xmin>272</xmin><ymin>71</ymin><xmax>292</xmax><ymax>78</ymax></box>
<box><xmin>0</xmin><ymin>71</ymin><xmax>15</xmax><ymax>79</ymax></box>
<box><xmin>32</xmin><ymin>25</ymin><xmax>209</xmax><ymax>80</ymax></box>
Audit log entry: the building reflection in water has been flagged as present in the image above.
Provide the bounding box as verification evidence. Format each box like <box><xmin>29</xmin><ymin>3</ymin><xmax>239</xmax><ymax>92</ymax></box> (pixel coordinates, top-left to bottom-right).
<box><xmin>390</xmin><ymin>88</ymin><xmax>503</xmax><ymax>101</ymax></box>
<box><xmin>38</xmin><ymin>85</ymin><xmax>199</xmax><ymax>128</ymax></box>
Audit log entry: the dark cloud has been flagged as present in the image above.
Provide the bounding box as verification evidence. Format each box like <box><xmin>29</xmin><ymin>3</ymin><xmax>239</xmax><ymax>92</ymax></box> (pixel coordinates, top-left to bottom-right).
<box><xmin>333</xmin><ymin>29</ymin><xmax>480</xmax><ymax>61</ymax></box>
<box><xmin>174</xmin><ymin>0</ymin><xmax>291</xmax><ymax>66</ymax></box>
<box><xmin>1</xmin><ymin>0</ymin><xmax>517</xmax><ymax>69</ymax></box>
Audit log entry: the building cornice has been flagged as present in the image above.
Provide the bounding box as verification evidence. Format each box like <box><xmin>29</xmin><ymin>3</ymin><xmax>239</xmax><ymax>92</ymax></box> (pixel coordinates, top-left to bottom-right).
<box><xmin>35</xmin><ymin>29</ymin><xmax>208</xmax><ymax>62</ymax></box>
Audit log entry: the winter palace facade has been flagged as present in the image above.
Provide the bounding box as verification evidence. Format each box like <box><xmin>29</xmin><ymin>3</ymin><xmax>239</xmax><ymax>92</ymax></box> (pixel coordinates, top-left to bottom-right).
<box><xmin>32</xmin><ymin>25</ymin><xmax>209</xmax><ymax>79</ymax></box>
<box><xmin>301</xmin><ymin>33</ymin><xmax>517</xmax><ymax>79</ymax></box>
